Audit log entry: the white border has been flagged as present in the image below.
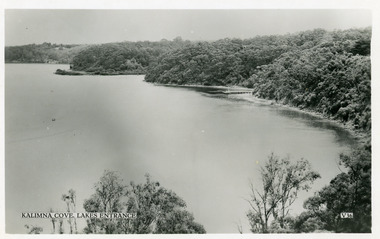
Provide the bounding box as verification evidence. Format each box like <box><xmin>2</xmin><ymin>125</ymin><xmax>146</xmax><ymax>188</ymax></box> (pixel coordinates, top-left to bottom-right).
<box><xmin>1</xmin><ymin>1</ymin><xmax>379</xmax><ymax>239</ymax></box>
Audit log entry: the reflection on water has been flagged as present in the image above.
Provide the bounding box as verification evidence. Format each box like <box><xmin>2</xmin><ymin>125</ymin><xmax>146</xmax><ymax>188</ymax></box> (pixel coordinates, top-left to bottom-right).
<box><xmin>163</xmin><ymin>85</ymin><xmax>357</xmax><ymax>147</ymax></box>
<box><xmin>272</xmin><ymin>107</ymin><xmax>357</xmax><ymax>146</ymax></box>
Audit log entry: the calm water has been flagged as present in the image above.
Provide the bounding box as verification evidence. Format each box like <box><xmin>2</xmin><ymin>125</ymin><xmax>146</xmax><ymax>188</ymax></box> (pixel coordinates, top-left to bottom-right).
<box><xmin>5</xmin><ymin>64</ymin><xmax>356</xmax><ymax>233</ymax></box>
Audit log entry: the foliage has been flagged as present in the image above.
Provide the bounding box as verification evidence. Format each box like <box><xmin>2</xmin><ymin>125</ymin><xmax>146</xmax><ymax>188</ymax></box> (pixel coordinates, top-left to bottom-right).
<box><xmin>249</xmin><ymin>36</ymin><xmax>371</xmax><ymax>131</ymax></box>
<box><xmin>298</xmin><ymin>147</ymin><xmax>371</xmax><ymax>233</ymax></box>
<box><xmin>5</xmin><ymin>42</ymin><xmax>87</xmax><ymax>63</ymax></box>
<box><xmin>145</xmin><ymin>35</ymin><xmax>292</xmax><ymax>86</ymax></box>
<box><xmin>83</xmin><ymin>170</ymin><xmax>126</xmax><ymax>234</ymax></box>
<box><xmin>71</xmin><ymin>38</ymin><xmax>191</xmax><ymax>74</ymax></box>
<box><xmin>83</xmin><ymin>171</ymin><xmax>205</xmax><ymax>234</ymax></box>
<box><xmin>55</xmin><ymin>69</ymin><xmax>84</xmax><ymax>75</ymax></box>
<box><xmin>247</xmin><ymin>154</ymin><xmax>320</xmax><ymax>233</ymax></box>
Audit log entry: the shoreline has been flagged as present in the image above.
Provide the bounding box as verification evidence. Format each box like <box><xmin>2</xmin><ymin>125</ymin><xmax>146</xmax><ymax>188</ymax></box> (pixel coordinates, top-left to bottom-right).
<box><xmin>153</xmin><ymin>82</ymin><xmax>248</xmax><ymax>90</ymax></box>
<box><xmin>233</xmin><ymin>94</ymin><xmax>363</xmax><ymax>137</ymax></box>
<box><xmin>153</xmin><ymin>82</ymin><xmax>369</xmax><ymax>146</ymax></box>
<box><xmin>54</xmin><ymin>68</ymin><xmax>145</xmax><ymax>76</ymax></box>
<box><xmin>45</xmin><ymin>70</ymin><xmax>370</xmax><ymax>146</ymax></box>
<box><xmin>232</xmin><ymin>96</ymin><xmax>369</xmax><ymax>146</ymax></box>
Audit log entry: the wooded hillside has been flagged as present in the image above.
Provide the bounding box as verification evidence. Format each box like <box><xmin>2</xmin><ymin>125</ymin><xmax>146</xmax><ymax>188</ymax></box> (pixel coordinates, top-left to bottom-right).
<box><xmin>70</xmin><ymin>38</ymin><xmax>191</xmax><ymax>74</ymax></box>
<box><xmin>5</xmin><ymin>42</ymin><xmax>87</xmax><ymax>64</ymax></box>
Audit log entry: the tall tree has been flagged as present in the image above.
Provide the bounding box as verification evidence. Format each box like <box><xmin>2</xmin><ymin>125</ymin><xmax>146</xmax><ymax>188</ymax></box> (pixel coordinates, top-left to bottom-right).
<box><xmin>62</xmin><ymin>189</ymin><xmax>78</xmax><ymax>234</ymax></box>
<box><xmin>83</xmin><ymin>170</ymin><xmax>126</xmax><ymax>234</ymax></box>
<box><xmin>247</xmin><ymin>153</ymin><xmax>320</xmax><ymax>233</ymax></box>
<box><xmin>121</xmin><ymin>174</ymin><xmax>205</xmax><ymax>234</ymax></box>
<box><xmin>83</xmin><ymin>171</ymin><xmax>205</xmax><ymax>234</ymax></box>
<box><xmin>48</xmin><ymin>208</ymin><xmax>56</xmax><ymax>233</ymax></box>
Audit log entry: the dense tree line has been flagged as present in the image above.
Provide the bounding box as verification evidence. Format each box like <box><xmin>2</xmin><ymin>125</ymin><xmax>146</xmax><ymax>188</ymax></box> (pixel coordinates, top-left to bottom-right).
<box><xmin>249</xmin><ymin>34</ymin><xmax>371</xmax><ymax>131</ymax></box>
<box><xmin>5</xmin><ymin>42</ymin><xmax>86</xmax><ymax>64</ymax></box>
<box><xmin>145</xmin><ymin>28</ymin><xmax>370</xmax><ymax>85</ymax></box>
<box><xmin>70</xmin><ymin>37</ymin><xmax>191</xmax><ymax>74</ymax></box>
<box><xmin>145</xmin><ymin>36</ymin><xmax>293</xmax><ymax>86</ymax></box>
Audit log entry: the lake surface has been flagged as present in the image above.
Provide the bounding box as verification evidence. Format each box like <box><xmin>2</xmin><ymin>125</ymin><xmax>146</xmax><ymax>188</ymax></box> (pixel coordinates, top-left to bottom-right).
<box><xmin>5</xmin><ymin>64</ymin><xmax>356</xmax><ymax>233</ymax></box>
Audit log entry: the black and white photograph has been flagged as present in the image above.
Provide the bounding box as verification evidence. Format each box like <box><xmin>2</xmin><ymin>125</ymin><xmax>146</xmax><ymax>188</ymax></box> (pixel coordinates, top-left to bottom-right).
<box><xmin>1</xmin><ymin>0</ymin><xmax>378</xmax><ymax>237</ymax></box>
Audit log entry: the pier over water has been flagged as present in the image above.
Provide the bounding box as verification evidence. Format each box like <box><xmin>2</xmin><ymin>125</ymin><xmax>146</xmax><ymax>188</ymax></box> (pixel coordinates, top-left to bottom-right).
<box><xmin>223</xmin><ymin>89</ymin><xmax>253</xmax><ymax>95</ymax></box>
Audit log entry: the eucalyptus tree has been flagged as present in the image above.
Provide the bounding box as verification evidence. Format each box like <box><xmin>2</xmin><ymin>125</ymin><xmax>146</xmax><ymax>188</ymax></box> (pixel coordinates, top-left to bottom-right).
<box><xmin>247</xmin><ymin>153</ymin><xmax>320</xmax><ymax>233</ymax></box>
<box><xmin>83</xmin><ymin>171</ymin><xmax>205</xmax><ymax>234</ymax></box>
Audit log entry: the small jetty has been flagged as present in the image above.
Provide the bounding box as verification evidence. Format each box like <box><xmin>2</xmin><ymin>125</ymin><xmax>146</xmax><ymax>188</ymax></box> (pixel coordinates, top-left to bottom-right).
<box><xmin>222</xmin><ymin>89</ymin><xmax>253</xmax><ymax>95</ymax></box>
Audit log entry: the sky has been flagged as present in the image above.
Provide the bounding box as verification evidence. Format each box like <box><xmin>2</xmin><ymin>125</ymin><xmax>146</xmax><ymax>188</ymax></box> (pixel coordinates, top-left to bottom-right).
<box><xmin>4</xmin><ymin>9</ymin><xmax>372</xmax><ymax>46</ymax></box>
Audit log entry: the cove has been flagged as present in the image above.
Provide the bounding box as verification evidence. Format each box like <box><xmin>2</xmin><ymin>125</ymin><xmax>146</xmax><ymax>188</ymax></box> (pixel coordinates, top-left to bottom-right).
<box><xmin>5</xmin><ymin>64</ymin><xmax>356</xmax><ymax>233</ymax></box>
